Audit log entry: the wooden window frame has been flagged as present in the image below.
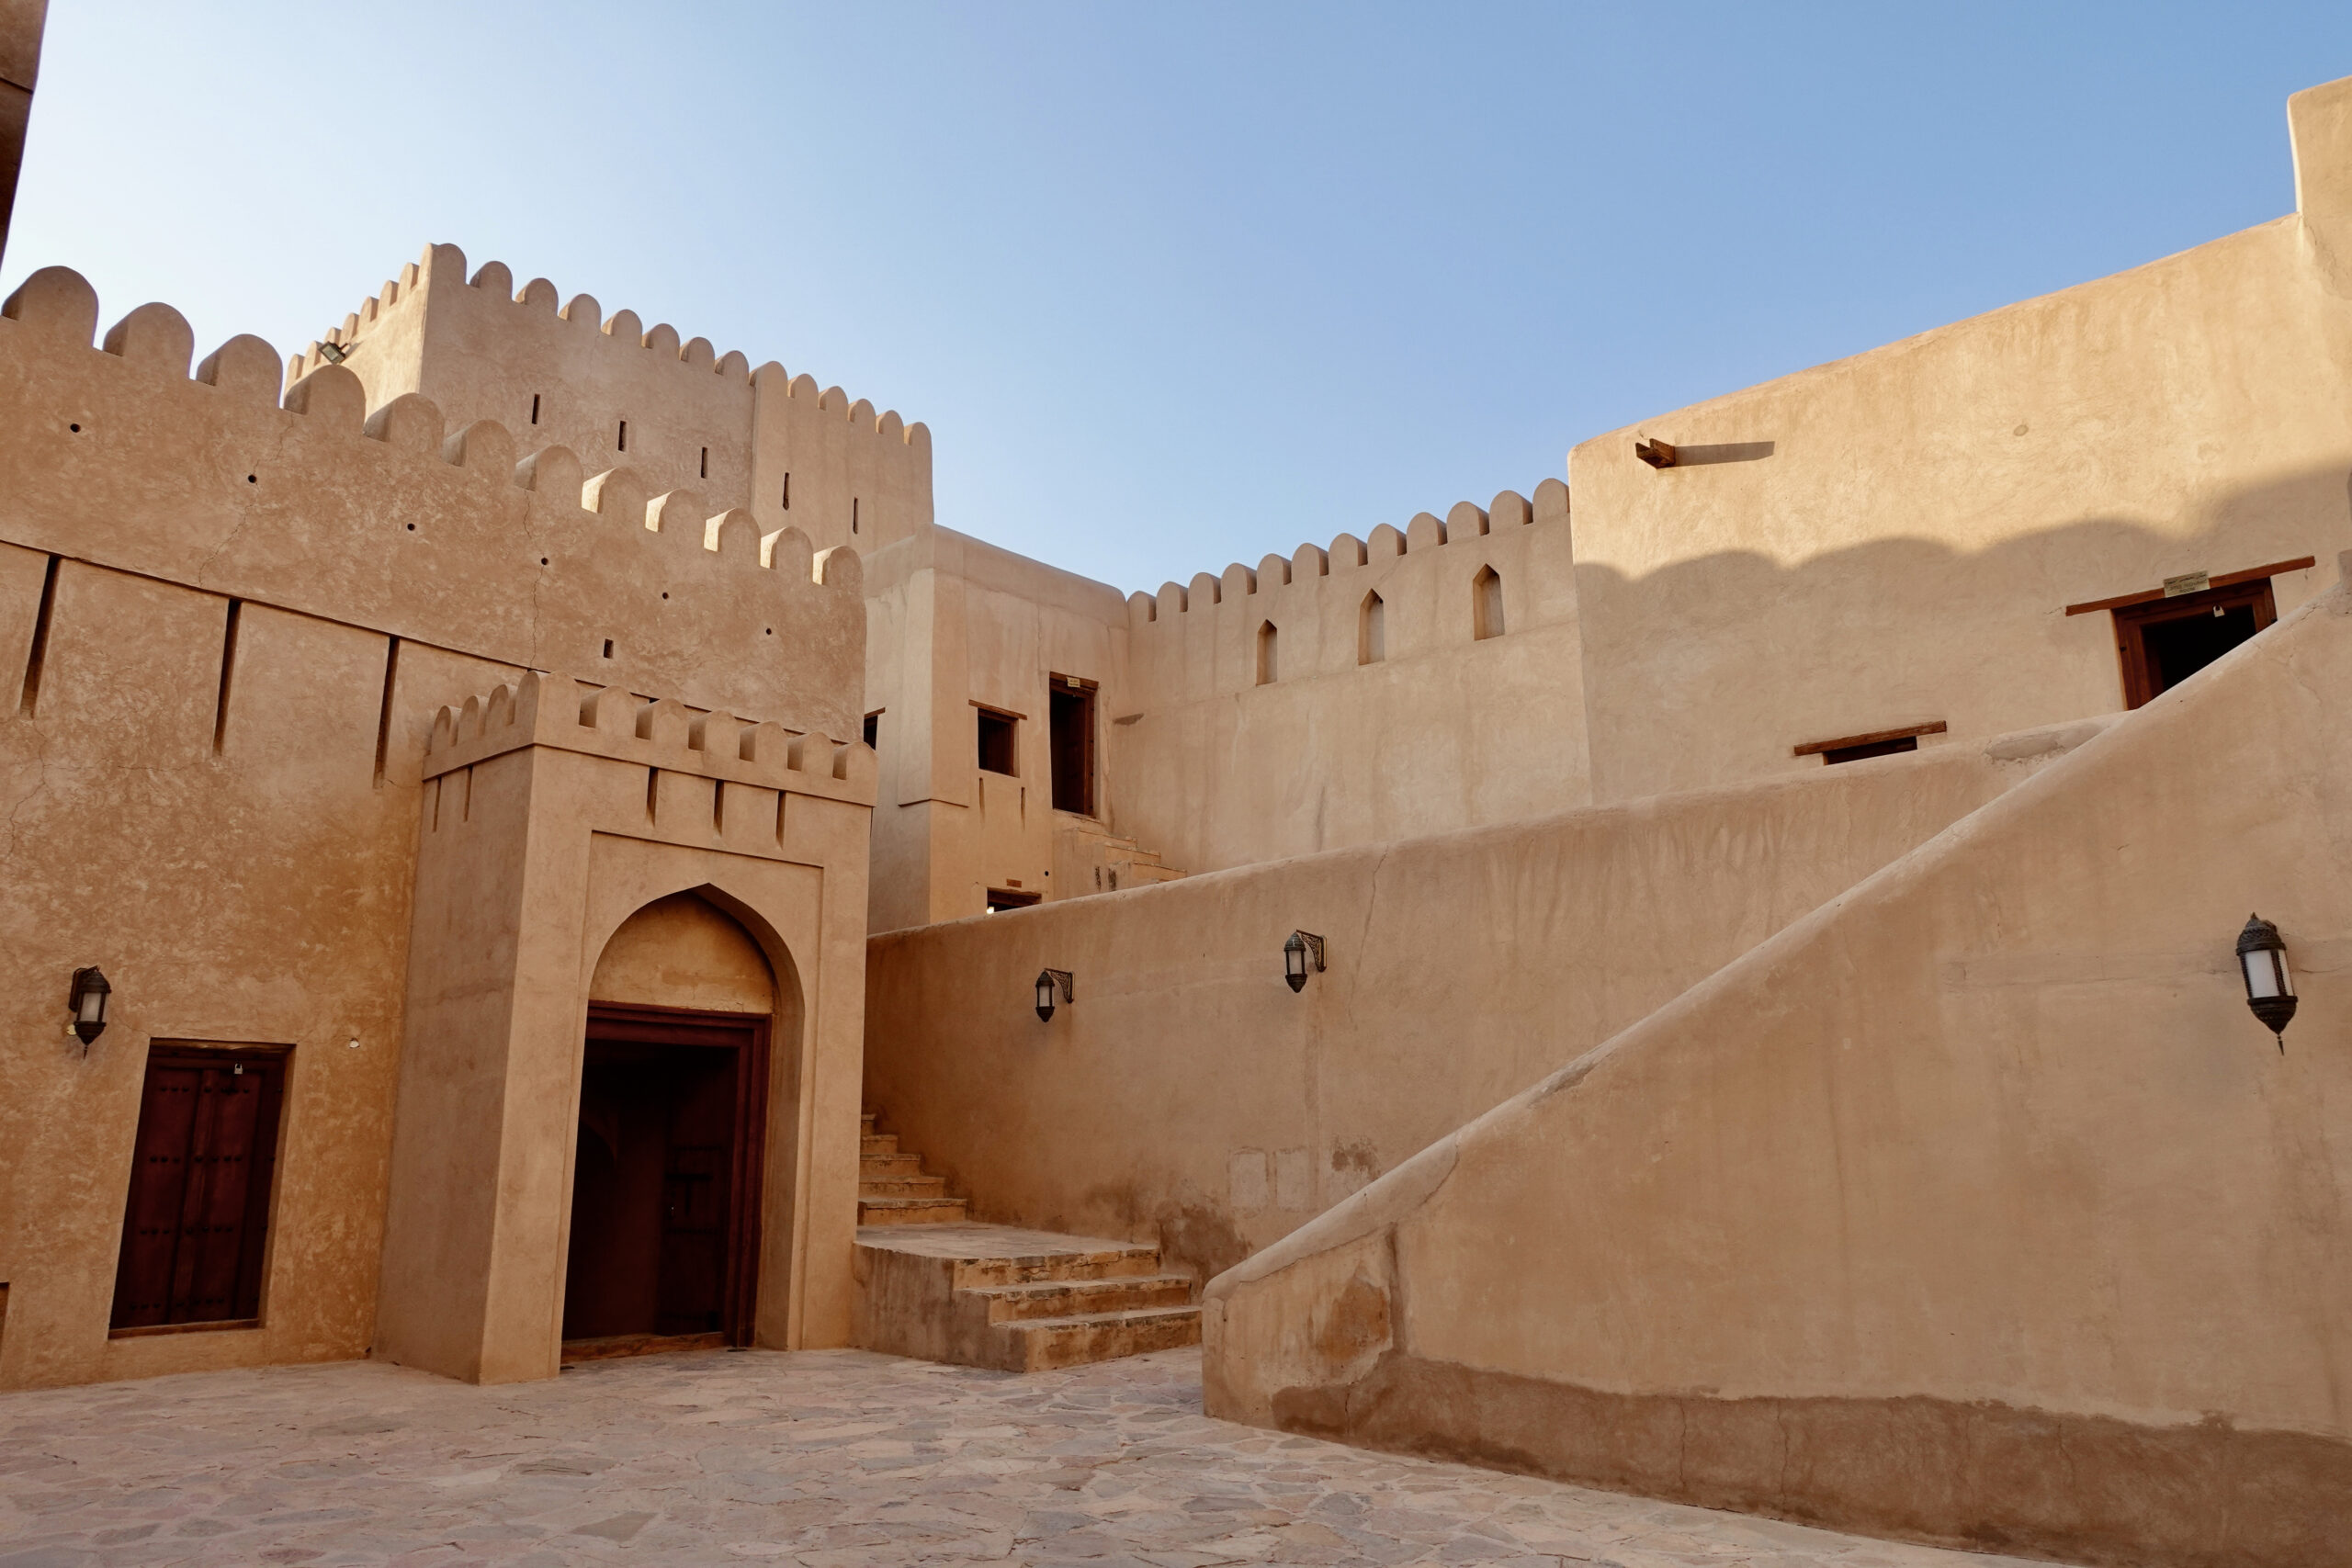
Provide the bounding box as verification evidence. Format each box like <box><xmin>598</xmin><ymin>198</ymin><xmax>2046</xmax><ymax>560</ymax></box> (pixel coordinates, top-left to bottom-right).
<box><xmin>2108</xmin><ymin>578</ymin><xmax>2277</xmax><ymax>710</ymax></box>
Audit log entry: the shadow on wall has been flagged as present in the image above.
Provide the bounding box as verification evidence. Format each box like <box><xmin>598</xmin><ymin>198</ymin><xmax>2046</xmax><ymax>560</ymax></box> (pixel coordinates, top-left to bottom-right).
<box><xmin>1571</xmin><ymin>464</ymin><xmax>2349</xmax><ymax>798</ymax></box>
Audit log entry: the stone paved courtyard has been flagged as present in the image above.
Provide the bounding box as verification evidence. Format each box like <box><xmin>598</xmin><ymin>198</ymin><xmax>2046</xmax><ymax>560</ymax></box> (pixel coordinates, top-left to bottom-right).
<box><xmin>0</xmin><ymin>1347</ymin><xmax>2049</xmax><ymax>1568</ymax></box>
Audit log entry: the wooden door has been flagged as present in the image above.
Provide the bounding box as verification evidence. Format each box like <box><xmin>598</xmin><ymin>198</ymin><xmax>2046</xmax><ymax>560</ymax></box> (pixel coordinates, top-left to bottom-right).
<box><xmin>111</xmin><ymin>1045</ymin><xmax>288</xmax><ymax>1332</ymax></box>
<box><xmin>573</xmin><ymin>1005</ymin><xmax>768</xmax><ymax>1347</ymax></box>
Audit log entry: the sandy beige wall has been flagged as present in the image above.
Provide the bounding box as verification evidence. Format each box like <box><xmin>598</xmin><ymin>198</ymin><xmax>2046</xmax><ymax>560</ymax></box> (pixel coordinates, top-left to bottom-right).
<box><xmin>862</xmin><ymin>720</ymin><xmax>2089</xmax><ymax>1285</ymax></box>
<box><xmin>1569</xmin><ymin>87</ymin><xmax>2352</xmax><ymax>803</ymax></box>
<box><xmin>0</xmin><ymin>265</ymin><xmax>865</xmax><ymax>1387</ymax></box>
<box><xmin>863</xmin><ymin>526</ymin><xmax>1133</xmax><ymax>930</ymax></box>
<box><xmin>311</xmin><ymin>243</ymin><xmax>933</xmax><ymax>562</ymax></box>
<box><xmin>1203</xmin><ymin>576</ymin><xmax>2352</xmax><ymax>1568</ymax></box>
<box><xmin>1112</xmin><ymin>483</ymin><xmax>1584</xmax><ymax>876</ymax></box>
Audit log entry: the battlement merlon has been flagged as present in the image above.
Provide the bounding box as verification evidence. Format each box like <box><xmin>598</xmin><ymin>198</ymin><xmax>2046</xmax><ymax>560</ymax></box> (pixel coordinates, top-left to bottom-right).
<box><xmin>1130</xmin><ymin>478</ymin><xmax>1569</xmax><ymax>624</ymax></box>
<box><xmin>292</xmin><ymin>243</ymin><xmax>932</xmax><ymax>555</ymax></box>
<box><xmin>422</xmin><ymin>670</ymin><xmax>877</xmax><ymax>807</ymax></box>
<box><xmin>0</xmin><ymin>265</ymin><xmax>865</xmax><ymax>740</ymax></box>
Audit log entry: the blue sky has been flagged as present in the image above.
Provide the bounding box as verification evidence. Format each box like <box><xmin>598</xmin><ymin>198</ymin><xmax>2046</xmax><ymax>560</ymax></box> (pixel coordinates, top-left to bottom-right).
<box><xmin>9</xmin><ymin>3</ymin><xmax>2350</xmax><ymax>591</ymax></box>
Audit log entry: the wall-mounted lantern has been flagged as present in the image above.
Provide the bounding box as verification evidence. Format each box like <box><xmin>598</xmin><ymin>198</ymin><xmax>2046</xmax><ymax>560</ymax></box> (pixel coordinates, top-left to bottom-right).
<box><xmin>1035</xmin><ymin>968</ymin><xmax>1074</xmax><ymax>1022</ymax></box>
<box><xmin>69</xmin><ymin>966</ymin><xmax>111</xmax><ymax>1050</ymax></box>
<box><xmin>1283</xmin><ymin>931</ymin><xmax>1326</xmax><ymax>993</ymax></box>
<box><xmin>2236</xmin><ymin>914</ymin><xmax>2297</xmax><ymax>1050</ymax></box>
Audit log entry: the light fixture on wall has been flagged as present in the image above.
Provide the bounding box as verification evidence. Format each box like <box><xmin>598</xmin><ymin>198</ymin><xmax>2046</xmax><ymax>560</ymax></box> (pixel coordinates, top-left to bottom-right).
<box><xmin>1283</xmin><ymin>931</ymin><xmax>1326</xmax><ymax>993</ymax></box>
<box><xmin>68</xmin><ymin>966</ymin><xmax>111</xmax><ymax>1050</ymax></box>
<box><xmin>2236</xmin><ymin>914</ymin><xmax>2297</xmax><ymax>1051</ymax></box>
<box><xmin>1035</xmin><ymin>968</ymin><xmax>1074</xmax><ymax>1022</ymax></box>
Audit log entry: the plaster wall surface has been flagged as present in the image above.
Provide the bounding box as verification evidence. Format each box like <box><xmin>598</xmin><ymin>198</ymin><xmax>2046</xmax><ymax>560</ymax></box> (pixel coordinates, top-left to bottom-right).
<box><xmin>862</xmin><ymin>525</ymin><xmax>1133</xmax><ymax>931</ymax></box>
<box><xmin>1114</xmin><ymin>482</ymin><xmax>1585</xmax><ymax>875</ymax></box>
<box><xmin>1569</xmin><ymin>85</ymin><xmax>2352</xmax><ymax>803</ymax></box>
<box><xmin>862</xmin><ymin>720</ymin><xmax>2096</xmax><ymax>1286</ymax></box>
<box><xmin>0</xmin><ymin>266</ymin><xmax>869</xmax><ymax>1389</ymax></box>
<box><xmin>374</xmin><ymin>675</ymin><xmax>876</xmax><ymax>1382</ymax></box>
<box><xmin>310</xmin><ymin>243</ymin><xmax>933</xmax><ymax>564</ymax></box>
<box><xmin>1201</xmin><ymin>573</ymin><xmax>2352</xmax><ymax>1568</ymax></box>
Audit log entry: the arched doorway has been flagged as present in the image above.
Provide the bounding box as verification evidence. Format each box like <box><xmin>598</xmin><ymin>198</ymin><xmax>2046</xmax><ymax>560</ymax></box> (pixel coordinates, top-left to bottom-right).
<box><xmin>562</xmin><ymin>892</ymin><xmax>776</xmax><ymax>1355</ymax></box>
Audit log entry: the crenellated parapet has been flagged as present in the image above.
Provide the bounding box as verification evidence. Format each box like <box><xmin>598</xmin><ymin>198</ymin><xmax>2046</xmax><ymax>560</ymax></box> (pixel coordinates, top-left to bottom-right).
<box><xmin>287</xmin><ymin>242</ymin><xmax>931</xmax><ymax>557</ymax></box>
<box><xmin>1121</xmin><ymin>478</ymin><xmax>1573</xmax><ymax>706</ymax></box>
<box><xmin>0</xmin><ymin>265</ymin><xmax>865</xmax><ymax>740</ymax></box>
<box><xmin>422</xmin><ymin>669</ymin><xmax>876</xmax><ymax>807</ymax></box>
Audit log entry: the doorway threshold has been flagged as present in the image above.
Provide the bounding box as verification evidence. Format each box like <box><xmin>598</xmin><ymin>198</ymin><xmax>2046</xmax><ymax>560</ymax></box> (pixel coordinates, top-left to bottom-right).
<box><xmin>560</xmin><ymin>1330</ymin><xmax>728</xmax><ymax>1366</ymax></box>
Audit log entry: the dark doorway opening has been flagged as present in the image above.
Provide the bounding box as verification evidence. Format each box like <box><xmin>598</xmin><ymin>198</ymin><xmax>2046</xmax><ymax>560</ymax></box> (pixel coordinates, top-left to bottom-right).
<box><xmin>2111</xmin><ymin>579</ymin><xmax>2277</xmax><ymax>708</ymax></box>
<box><xmin>110</xmin><ymin>1044</ymin><xmax>288</xmax><ymax>1334</ymax></box>
<box><xmin>1048</xmin><ymin>677</ymin><xmax>1096</xmax><ymax>815</ymax></box>
<box><xmin>563</xmin><ymin>1004</ymin><xmax>767</xmax><ymax>1357</ymax></box>
<box><xmin>987</xmin><ymin>886</ymin><xmax>1042</xmax><ymax>912</ymax></box>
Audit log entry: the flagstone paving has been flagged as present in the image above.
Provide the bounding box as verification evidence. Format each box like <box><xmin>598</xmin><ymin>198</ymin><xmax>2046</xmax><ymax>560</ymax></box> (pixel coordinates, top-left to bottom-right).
<box><xmin>0</xmin><ymin>1346</ymin><xmax>2048</xmax><ymax>1567</ymax></box>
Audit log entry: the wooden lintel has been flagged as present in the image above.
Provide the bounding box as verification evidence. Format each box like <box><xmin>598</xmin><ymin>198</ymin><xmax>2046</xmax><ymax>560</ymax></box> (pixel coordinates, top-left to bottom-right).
<box><xmin>2064</xmin><ymin>557</ymin><xmax>2316</xmax><ymax>616</ymax></box>
<box><xmin>1792</xmin><ymin>720</ymin><xmax>1947</xmax><ymax>758</ymax></box>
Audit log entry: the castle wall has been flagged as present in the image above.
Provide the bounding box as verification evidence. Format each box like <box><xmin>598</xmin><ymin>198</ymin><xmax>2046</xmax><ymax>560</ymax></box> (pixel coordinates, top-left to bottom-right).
<box><xmin>1202</xmin><ymin>564</ymin><xmax>2352</xmax><ymax>1568</ymax></box>
<box><xmin>861</xmin><ymin>718</ymin><xmax>2096</xmax><ymax>1286</ymax></box>
<box><xmin>861</xmin><ymin>525</ymin><xmax>1132</xmax><ymax>931</ymax></box>
<box><xmin>304</xmin><ymin>243</ymin><xmax>933</xmax><ymax>564</ymax></box>
<box><xmin>1113</xmin><ymin>481</ymin><xmax>1586</xmax><ymax>875</ymax></box>
<box><xmin>1568</xmin><ymin>79</ymin><xmax>2352</xmax><ymax>804</ymax></box>
<box><xmin>0</xmin><ymin>265</ymin><xmax>866</xmax><ymax>1387</ymax></box>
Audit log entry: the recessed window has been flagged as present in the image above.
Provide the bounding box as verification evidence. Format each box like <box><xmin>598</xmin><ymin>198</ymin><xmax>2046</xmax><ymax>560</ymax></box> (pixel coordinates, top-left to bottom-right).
<box><xmin>530</xmin><ymin>393</ymin><xmax>540</xmax><ymax>425</ymax></box>
<box><xmin>1256</xmin><ymin>622</ymin><xmax>1278</xmax><ymax>684</ymax></box>
<box><xmin>977</xmin><ymin>707</ymin><xmax>1017</xmax><ymax>775</ymax></box>
<box><xmin>602</xmin><ymin>638</ymin><xmax>615</xmax><ymax>660</ymax></box>
<box><xmin>781</xmin><ymin>472</ymin><xmax>790</xmax><ymax>510</ymax></box>
<box><xmin>863</xmin><ymin>709</ymin><xmax>882</xmax><ymax>749</ymax></box>
<box><xmin>1359</xmin><ymin>592</ymin><xmax>1385</xmax><ymax>665</ymax></box>
<box><xmin>1473</xmin><ymin>567</ymin><xmax>1505</xmax><ymax>640</ymax></box>
<box><xmin>853</xmin><ymin>497</ymin><xmax>859</xmax><ymax>536</ymax></box>
<box><xmin>616</xmin><ymin>419</ymin><xmax>628</xmax><ymax>452</ymax></box>
<box><xmin>700</xmin><ymin>446</ymin><xmax>709</xmax><ymax>479</ymax></box>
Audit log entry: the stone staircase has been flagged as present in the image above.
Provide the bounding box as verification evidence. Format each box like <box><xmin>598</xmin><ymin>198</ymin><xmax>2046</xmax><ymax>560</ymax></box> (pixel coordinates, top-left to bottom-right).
<box><xmin>851</xmin><ymin>1111</ymin><xmax>1201</xmax><ymax>1371</ymax></box>
<box><xmin>857</xmin><ymin>1112</ymin><xmax>968</xmax><ymax>1225</ymax></box>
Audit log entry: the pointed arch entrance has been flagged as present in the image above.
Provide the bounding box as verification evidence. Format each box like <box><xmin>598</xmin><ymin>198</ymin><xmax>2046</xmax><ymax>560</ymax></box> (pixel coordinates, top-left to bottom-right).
<box><xmin>562</xmin><ymin>893</ymin><xmax>775</xmax><ymax>1356</ymax></box>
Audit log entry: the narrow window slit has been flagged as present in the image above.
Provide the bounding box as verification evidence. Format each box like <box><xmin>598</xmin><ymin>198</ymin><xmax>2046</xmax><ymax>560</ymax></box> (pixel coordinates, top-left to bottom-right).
<box><xmin>372</xmin><ymin>637</ymin><xmax>401</xmax><ymax>785</ymax></box>
<box><xmin>211</xmin><ymin>598</ymin><xmax>243</xmax><ymax>753</ymax></box>
<box><xmin>17</xmin><ymin>554</ymin><xmax>60</xmax><ymax>716</ymax></box>
<box><xmin>529</xmin><ymin>393</ymin><xmax>540</xmax><ymax>425</ymax></box>
<box><xmin>781</xmin><ymin>473</ymin><xmax>790</xmax><ymax>510</ymax></box>
<box><xmin>700</xmin><ymin>446</ymin><xmax>709</xmax><ymax>479</ymax></box>
<box><xmin>646</xmin><ymin>766</ymin><xmax>659</xmax><ymax>821</ymax></box>
<box><xmin>616</xmin><ymin>419</ymin><xmax>628</xmax><ymax>452</ymax></box>
<box><xmin>712</xmin><ymin>779</ymin><xmax>725</xmax><ymax>832</ymax></box>
<box><xmin>853</xmin><ymin>497</ymin><xmax>859</xmax><ymax>535</ymax></box>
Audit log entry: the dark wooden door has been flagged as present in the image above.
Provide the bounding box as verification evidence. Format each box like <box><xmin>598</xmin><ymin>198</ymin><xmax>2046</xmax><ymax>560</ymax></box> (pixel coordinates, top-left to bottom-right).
<box><xmin>565</xmin><ymin>1006</ymin><xmax>767</xmax><ymax>1347</ymax></box>
<box><xmin>111</xmin><ymin>1045</ymin><xmax>288</xmax><ymax>1331</ymax></box>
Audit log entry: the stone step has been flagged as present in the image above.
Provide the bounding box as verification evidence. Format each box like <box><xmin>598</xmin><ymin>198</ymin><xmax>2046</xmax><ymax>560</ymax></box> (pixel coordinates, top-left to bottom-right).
<box><xmin>860</xmin><ymin>1111</ymin><xmax>877</xmax><ymax>1133</ymax></box>
<box><xmin>857</xmin><ymin>1195</ymin><xmax>969</xmax><ymax>1226</ymax></box>
<box><xmin>853</xmin><ymin>1223</ymin><xmax>1198</xmax><ymax>1373</ymax></box>
<box><xmin>860</xmin><ymin>1173</ymin><xmax>947</xmax><ymax>1200</ymax></box>
<box><xmin>860</xmin><ymin>1132</ymin><xmax>899</xmax><ymax>1157</ymax></box>
<box><xmin>861</xmin><ymin>1153</ymin><xmax>924</xmax><ymax>1179</ymax></box>
<box><xmin>967</xmin><ymin>1273</ymin><xmax>1194</xmax><ymax>1323</ymax></box>
<box><xmin>998</xmin><ymin>1303</ymin><xmax>1203</xmax><ymax>1371</ymax></box>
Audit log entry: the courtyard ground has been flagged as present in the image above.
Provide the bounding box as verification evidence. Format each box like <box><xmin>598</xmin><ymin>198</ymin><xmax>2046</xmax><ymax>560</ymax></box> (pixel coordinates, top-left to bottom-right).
<box><xmin>0</xmin><ymin>1346</ymin><xmax>2048</xmax><ymax>1568</ymax></box>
